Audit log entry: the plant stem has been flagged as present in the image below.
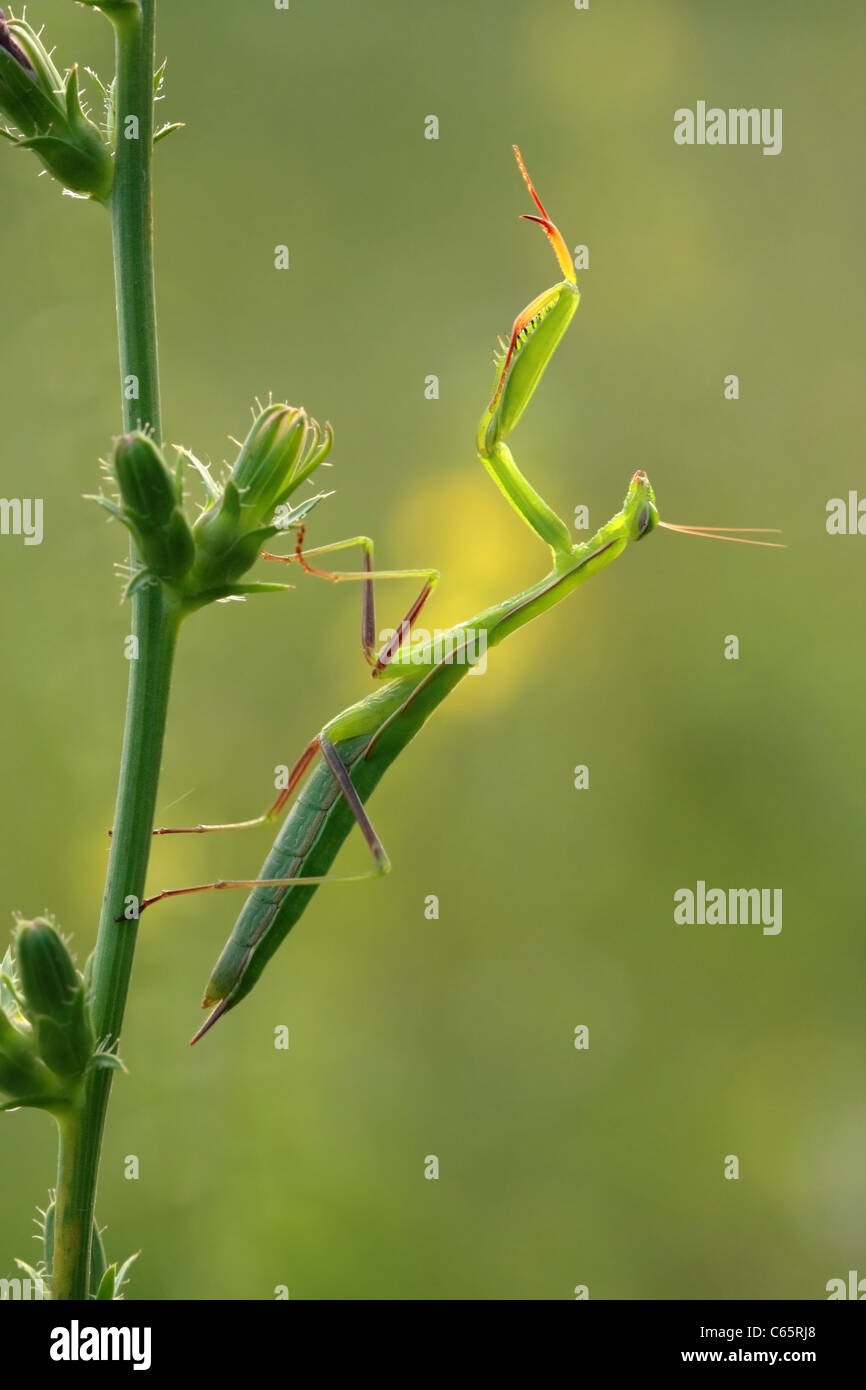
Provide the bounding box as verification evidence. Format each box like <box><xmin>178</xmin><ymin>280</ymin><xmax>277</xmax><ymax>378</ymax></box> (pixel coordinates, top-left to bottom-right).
<box><xmin>50</xmin><ymin>1107</ymin><xmax>85</xmax><ymax>1301</ymax></box>
<box><xmin>109</xmin><ymin>1</ymin><xmax>161</xmax><ymax>439</ymax></box>
<box><xmin>52</xmin><ymin>0</ymin><xmax>175</xmax><ymax>1300</ymax></box>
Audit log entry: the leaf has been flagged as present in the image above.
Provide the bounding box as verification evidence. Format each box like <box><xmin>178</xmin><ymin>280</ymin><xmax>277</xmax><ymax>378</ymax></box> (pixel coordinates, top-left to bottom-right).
<box><xmin>84</xmin><ymin>492</ymin><xmax>129</xmax><ymax>525</ymax></box>
<box><xmin>0</xmin><ymin>1094</ymin><xmax>55</xmax><ymax>1111</ymax></box>
<box><xmin>272</xmin><ymin>490</ymin><xmax>332</xmax><ymax>531</ymax></box>
<box><xmin>84</xmin><ymin>67</ymin><xmax>108</xmax><ymax>100</ymax></box>
<box><xmin>154</xmin><ymin>122</ymin><xmax>184</xmax><ymax>145</ymax></box>
<box><xmin>220</xmin><ymin>479</ymin><xmax>242</xmax><ymax>522</ymax></box>
<box><xmin>42</xmin><ymin>1197</ymin><xmax>55</xmax><ymax>1275</ymax></box>
<box><xmin>175</xmin><ymin>445</ymin><xmax>221</xmax><ymax>502</ymax></box>
<box><xmin>123</xmin><ymin>568</ymin><xmax>160</xmax><ymax>600</ymax></box>
<box><xmin>94</xmin><ymin>1263</ymin><xmax>117</xmax><ymax>1300</ymax></box>
<box><xmin>188</xmin><ymin>581</ymin><xmax>294</xmax><ymax>608</ymax></box>
<box><xmin>14</xmin><ymin>1258</ymin><xmax>47</xmax><ymax>1297</ymax></box>
<box><xmin>103</xmin><ymin>75</ymin><xmax>117</xmax><ymax>147</ymax></box>
<box><xmin>114</xmin><ymin>1250</ymin><xmax>139</xmax><ymax>1297</ymax></box>
<box><xmin>82</xmin><ymin>950</ymin><xmax>96</xmax><ymax>1009</ymax></box>
<box><xmin>89</xmin><ymin>1223</ymin><xmax>107</xmax><ymax>1298</ymax></box>
<box><xmin>64</xmin><ymin>66</ymin><xmax>83</xmax><ymax>125</ymax></box>
<box><xmin>17</xmin><ymin>134</ymin><xmax>75</xmax><ymax>159</ymax></box>
<box><xmin>86</xmin><ymin>1051</ymin><xmax>127</xmax><ymax>1075</ymax></box>
<box><xmin>0</xmin><ymin>948</ymin><xmax>21</xmax><ymax>1013</ymax></box>
<box><xmin>92</xmin><ymin>1250</ymin><xmax>138</xmax><ymax>1300</ymax></box>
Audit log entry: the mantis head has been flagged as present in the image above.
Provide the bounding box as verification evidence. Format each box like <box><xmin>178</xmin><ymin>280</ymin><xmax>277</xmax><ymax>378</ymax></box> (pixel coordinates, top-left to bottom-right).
<box><xmin>617</xmin><ymin>471</ymin><xmax>784</xmax><ymax>550</ymax></box>
<box><xmin>624</xmin><ymin>470</ymin><xmax>660</xmax><ymax>541</ymax></box>
<box><xmin>479</xmin><ymin>147</ymin><xmax>580</xmax><ymax>453</ymax></box>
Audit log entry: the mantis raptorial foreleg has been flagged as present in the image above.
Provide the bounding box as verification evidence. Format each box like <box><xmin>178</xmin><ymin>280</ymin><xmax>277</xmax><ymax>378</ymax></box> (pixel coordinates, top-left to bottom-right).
<box><xmin>262</xmin><ymin>530</ymin><xmax>440</xmax><ymax>669</ymax></box>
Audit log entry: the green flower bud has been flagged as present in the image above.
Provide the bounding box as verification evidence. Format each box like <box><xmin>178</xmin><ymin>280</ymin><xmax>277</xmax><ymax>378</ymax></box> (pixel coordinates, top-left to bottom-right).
<box><xmin>15</xmin><ymin>919</ymin><xmax>94</xmax><ymax>1080</ymax></box>
<box><xmin>113</xmin><ymin>432</ymin><xmax>195</xmax><ymax>585</ymax></box>
<box><xmin>16</xmin><ymin>919</ymin><xmax>78</xmax><ymax>1014</ymax></box>
<box><xmin>232</xmin><ymin>406</ymin><xmax>308</xmax><ymax>521</ymax></box>
<box><xmin>114</xmin><ymin>431</ymin><xmax>177</xmax><ymax>524</ymax></box>
<box><xmin>0</xmin><ymin>13</ymin><xmax>112</xmax><ymax>200</ymax></box>
<box><xmin>186</xmin><ymin>403</ymin><xmax>332</xmax><ymax>597</ymax></box>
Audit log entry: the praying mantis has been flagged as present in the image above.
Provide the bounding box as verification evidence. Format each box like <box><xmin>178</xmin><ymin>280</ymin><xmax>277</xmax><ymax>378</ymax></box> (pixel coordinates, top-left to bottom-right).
<box><xmin>135</xmin><ymin>148</ymin><xmax>782</xmax><ymax>1042</ymax></box>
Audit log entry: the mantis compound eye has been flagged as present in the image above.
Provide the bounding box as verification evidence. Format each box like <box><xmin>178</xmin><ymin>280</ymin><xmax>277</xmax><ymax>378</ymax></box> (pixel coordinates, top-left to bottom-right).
<box><xmin>626</xmin><ymin>473</ymin><xmax>659</xmax><ymax>541</ymax></box>
<box><xmin>635</xmin><ymin>502</ymin><xmax>659</xmax><ymax>540</ymax></box>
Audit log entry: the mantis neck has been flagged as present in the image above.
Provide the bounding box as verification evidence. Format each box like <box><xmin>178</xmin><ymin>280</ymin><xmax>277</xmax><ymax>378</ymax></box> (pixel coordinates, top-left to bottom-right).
<box><xmin>474</xmin><ymin>508</ymin><xmax>633</xmax><ymax>651</ymax></box>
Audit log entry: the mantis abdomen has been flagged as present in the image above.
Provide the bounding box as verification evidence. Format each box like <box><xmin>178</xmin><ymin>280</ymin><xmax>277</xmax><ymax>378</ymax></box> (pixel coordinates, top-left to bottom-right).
<box><xmin>203</xmin><ymin>652</ymin><xmax>476</xmax><ymax>1019</ymax></box>
<box><xmin>203</xmin><ymin>733</ymin><xmax>376</xmax><ymax>1010</ymax></box>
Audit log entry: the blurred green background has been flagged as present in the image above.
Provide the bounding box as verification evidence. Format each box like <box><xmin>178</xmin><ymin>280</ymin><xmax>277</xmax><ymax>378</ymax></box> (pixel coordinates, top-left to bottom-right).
<box><xmin>1</xmin><ymin>0</ymin><xmax>864</xmax><ymax>1300</ymax></box>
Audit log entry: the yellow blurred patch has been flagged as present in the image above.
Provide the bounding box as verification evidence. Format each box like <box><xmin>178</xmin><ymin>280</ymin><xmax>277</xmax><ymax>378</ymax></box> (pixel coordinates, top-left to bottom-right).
<box><xmin>387</xmin><ymin>468</ymin><xmax>559</xmax><ymax>718</ymax></box>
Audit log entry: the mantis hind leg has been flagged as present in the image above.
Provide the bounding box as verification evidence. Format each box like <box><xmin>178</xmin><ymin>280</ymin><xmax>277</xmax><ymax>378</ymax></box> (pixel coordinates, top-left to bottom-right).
<box><xmin>261</xmin><ymin>530</ymin><xmax>439</xmax><ymax>670</ymax></box>
<box><xmin>145</xmin><ymin>735</ymin><xmax>321</xmax><ymax>838</ymax></box>
<box><xmin>126</xmin><ymin>737</ymin><xmax>390</xmax><ymax>917</ymax></box>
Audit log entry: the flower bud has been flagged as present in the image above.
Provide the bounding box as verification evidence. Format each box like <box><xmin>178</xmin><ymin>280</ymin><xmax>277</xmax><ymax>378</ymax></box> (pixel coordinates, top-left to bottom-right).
<box><xmin>114</xmin><ymin>431</ymin><xmax>177</xmax><ymax>524</ymax></box>
<box><xmin>186</xmin><ymin>403</ymin><xmax>332</xmax><ymax>596</ymax></box>
<box><xmin>0</xmin><ymin>11</ymin><xmax>30</xmax><ymax>70</ymax></box>
<box><xmin>0</xmin><ymin>13</ymin><xmax>112</xmax><ymax>199</ymax></box>
<box><xmin>113</xmin><ymin>432</ymin><xmax>195</xmax><ymax>585</ymax></box>
<box><xmin>231</xmin><ymin>406</ymin><xmax>308</xmax><ymax>521</ymax></box>
<box><xmin>15</xmin><ymin>919</ymin><xmax>94</xmax><ymax>1080</ymax></box>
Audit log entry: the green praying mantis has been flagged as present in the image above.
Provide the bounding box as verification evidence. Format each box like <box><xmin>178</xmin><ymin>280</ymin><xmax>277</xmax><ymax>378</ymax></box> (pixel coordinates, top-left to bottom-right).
<box><xmin>134</xmin><ymin>147</ymin><xmax>783</xmax><ymax>1042</ymax></box>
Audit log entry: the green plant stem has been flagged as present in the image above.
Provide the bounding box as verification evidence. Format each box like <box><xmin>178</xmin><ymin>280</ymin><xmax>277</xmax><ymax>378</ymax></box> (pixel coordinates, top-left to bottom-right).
<box><xmin>50</xmin><ymin>1106</ymin><xmax>86</xmax><ymax>1300</ymax></box>
<box><xmin>52</xmin><ymin>0</ymin><xmax>176</xmax><ymax>1300</ymax></box>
